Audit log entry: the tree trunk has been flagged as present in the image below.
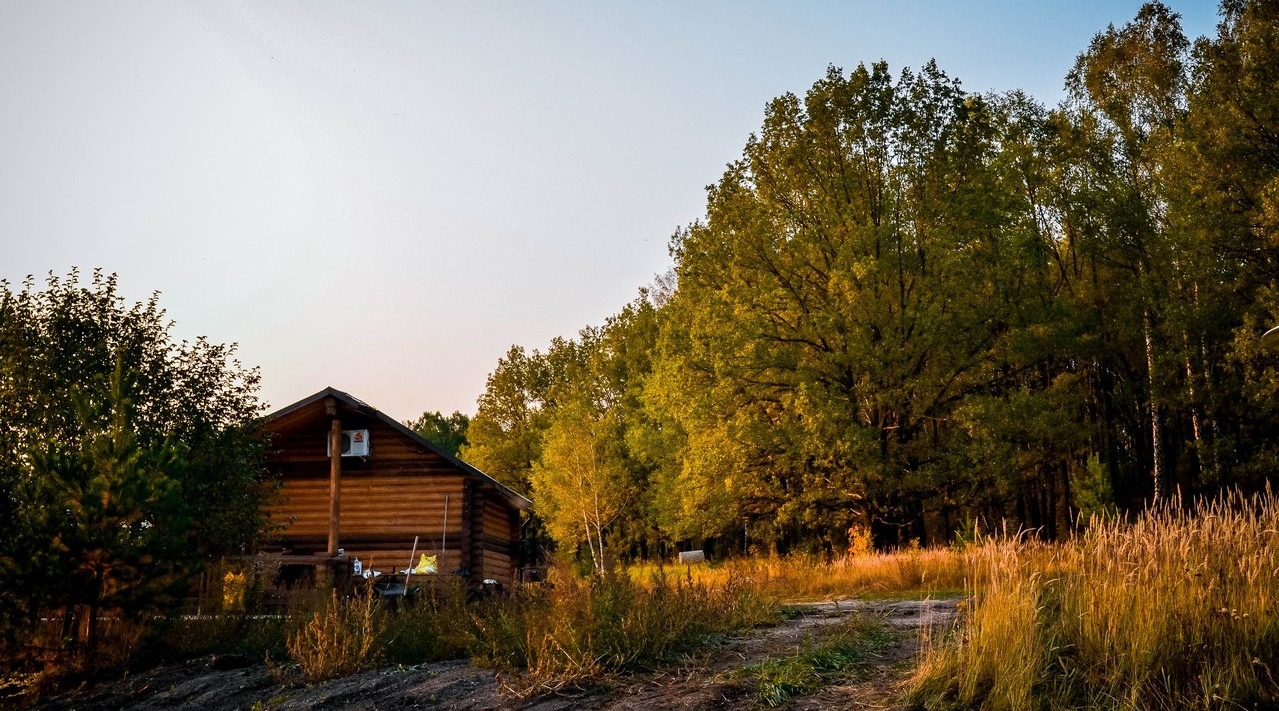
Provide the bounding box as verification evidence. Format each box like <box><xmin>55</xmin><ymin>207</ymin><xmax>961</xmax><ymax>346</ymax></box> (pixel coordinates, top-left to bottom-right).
<box><xmin>1144</xmin><ymin>308</ymin><xmax>1164</xmax><ymax>501</ymax></box>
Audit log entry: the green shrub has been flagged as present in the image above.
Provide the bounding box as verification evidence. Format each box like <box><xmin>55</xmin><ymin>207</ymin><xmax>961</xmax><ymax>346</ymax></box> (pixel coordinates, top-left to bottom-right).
<box><xmin>157</xmin><ymin>611</ymin><xmax>288</xmax><ymax>662</ymax></box>
<box><xmin>380</xmin><ymin>579</ymin><xmax>475</xmax><ymax>665</ymax></box>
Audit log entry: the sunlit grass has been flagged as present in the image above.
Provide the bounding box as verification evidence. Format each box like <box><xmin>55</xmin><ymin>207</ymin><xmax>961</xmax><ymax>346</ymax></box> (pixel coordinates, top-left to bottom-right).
<box><xmin>5</xmin><ymin>544</ymin><xmax>968</xmax><ymax>704</ymax></box>
<box><xmin>628</xmin><ymin>547</ymin><xmax>969</xmax><ymax>601</ymax></box>
<box><xmin>912</xmin><ymin>491</ymin><xmax>1279</xmax><ymax>710</ymax></box>
<box><xmin>470</xmin><ymin>564</ymin><xmax>781</xmax><ymax>695</ymax></box>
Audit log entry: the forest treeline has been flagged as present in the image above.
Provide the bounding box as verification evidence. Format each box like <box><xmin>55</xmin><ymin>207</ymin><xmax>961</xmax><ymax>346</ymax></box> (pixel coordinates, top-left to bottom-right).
<box><xmin>455</xmin><ymin>1</ymin><xmax>1279</xmax><ymax>563</ymax></box>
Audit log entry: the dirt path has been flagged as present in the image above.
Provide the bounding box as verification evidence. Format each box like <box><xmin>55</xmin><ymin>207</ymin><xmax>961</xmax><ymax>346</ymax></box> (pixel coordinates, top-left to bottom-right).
<box><xmin>39</xmin><ymin>597</ymin><xmax>960</xmax><ymax>710</ymax></box>
<box><xmin>570</xmin><ymin>598</ymin><xmax>960</xmax><ymax>711</ymax></box>
<box><xmin>783</xmin><ymin>599</ymin><xmax>959</xmax><ymax>711</ymax></box>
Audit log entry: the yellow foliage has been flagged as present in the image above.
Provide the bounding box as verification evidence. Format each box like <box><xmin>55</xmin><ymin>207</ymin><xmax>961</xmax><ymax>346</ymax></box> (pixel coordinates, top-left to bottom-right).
<box><xmin>222</xmin><ymin>570</ymin><xmax>246</xmax><ymax>611</ymax></box>
<box><xmin>846</xmin><ymin>524</ymin><xmax>874</xmax><ymax>557</ymax></box>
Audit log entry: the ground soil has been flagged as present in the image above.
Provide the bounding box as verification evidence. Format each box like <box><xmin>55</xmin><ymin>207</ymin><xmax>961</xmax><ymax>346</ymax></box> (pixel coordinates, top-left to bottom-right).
<box><xmin>37</xmin><ymin>597</ymin><xmax>959</xmax><ymax>710</ymax></box>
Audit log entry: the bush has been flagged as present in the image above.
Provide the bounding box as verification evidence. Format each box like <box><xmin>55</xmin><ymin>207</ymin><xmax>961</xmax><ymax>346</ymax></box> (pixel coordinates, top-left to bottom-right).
<box><xmin>285</xmin><ymin>590</ymin><xmax>385</xmax><ymax>684</ymax></box>
<box><xmin>157</xmin><ymin>611</ymin><xmax>288</xmax><ymax>664</ymax></box>
<box><xmin>380</xmin><ymin>579</ymin><xmax>475</xmax><ymax>665</ymax></box>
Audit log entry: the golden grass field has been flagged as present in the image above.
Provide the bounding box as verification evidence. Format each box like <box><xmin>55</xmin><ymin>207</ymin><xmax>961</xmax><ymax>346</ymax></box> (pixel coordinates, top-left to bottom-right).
<box><xmin>628</xmin><ymin>546</ymin><xmax>969</xmax><ymax>601</ymax></box>
<box><xmin>913</xmin><ymin>492</ymin><xmax>1279</xmax><ymax>710</ymax></box>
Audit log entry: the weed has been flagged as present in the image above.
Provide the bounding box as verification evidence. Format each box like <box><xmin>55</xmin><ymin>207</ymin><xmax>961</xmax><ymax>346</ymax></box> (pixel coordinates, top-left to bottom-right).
<box><xmin>156</xmin><ymin>611</ymin><xmax>288</xmax><ymax>662</ymax></box>
<box><xmin>739</xmin><ymin>614</ymin><xmax>895</xmax><ymax>707</ymax></box>
<box><xmin>472</xmin><ymin>564</ymin><xmax>782</xmax><ymax>696</ymax></box>
<box><xmin>285</xmin><ymin>589</ymin><xmax>385</xmax><ymax>684</ymax></box>
<box><xmin>380</xmin><ymin>578</ymin><xmax>473</xmax><ymax>665</ymax></box>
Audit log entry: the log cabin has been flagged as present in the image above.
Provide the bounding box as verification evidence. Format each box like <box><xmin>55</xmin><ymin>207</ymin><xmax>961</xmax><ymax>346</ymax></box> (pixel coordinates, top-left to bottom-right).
<box><xmin>260</xmin><ymin>387</ymin><xmax>532</xmax><ymax>588</ymax></box>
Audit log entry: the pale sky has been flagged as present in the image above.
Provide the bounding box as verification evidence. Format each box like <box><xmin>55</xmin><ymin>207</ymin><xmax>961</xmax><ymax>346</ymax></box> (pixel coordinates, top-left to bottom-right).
<box><xmin>1</xmin><ymin>0</ymin><xmax>1221</xmax><ymax>422</ymax></box>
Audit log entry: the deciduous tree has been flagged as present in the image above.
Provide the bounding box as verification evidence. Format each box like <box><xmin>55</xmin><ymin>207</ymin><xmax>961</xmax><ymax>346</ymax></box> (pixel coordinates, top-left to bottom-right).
<box><xmin>0</xmin><ymin>269</ymin><xmax>266</xmax><ymax>649</ymax></box>
<box><xmin>407</xmin><ymin>410</ymin><xmax>469</xmax><ymax>457</ymax></box>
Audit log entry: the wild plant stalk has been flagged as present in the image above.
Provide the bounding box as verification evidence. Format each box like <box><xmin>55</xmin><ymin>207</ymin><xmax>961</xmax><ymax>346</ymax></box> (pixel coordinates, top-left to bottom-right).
<box><xmin>379</xmin><ymin>578</ymin><xmax>474</xmax><ymax>665</ymax></box>
<box><xmin>471</xmin><ymin>565</ymin><xmax>781</xmax><ymax>695</ymax></box>
<box><xmin>147</xmin><ymin>562</ymin><xmax>780</xmax><ymax>694</ymax></box>
<box><xmin>913</xmin><ymin>492</ymin><xmax>1279</xmax><ymax>710</ymax></box>
<box><xmin>285</xmin><ymin>589</ymin><xmax>384</xmax><ymax>684</ymax></box>
<box><xmin>5</xmin><ymin>556</ymin><xmax>788</xmax><ymax>704</ymax></box>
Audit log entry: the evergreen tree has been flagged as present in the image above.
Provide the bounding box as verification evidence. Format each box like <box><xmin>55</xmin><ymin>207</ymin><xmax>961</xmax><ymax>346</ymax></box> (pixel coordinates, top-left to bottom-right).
<box><xmin>0</xmin><ymin>269</ymin><xmax>266</xmax><ymax>648</ymax></box>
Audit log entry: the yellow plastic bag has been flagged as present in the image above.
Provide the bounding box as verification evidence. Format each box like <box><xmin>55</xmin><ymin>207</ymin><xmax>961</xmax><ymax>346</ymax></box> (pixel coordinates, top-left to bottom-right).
<box><xmin>414</xmin><ymin>553</ymin><xmax>437</xmax><ymax>575</ymax></box>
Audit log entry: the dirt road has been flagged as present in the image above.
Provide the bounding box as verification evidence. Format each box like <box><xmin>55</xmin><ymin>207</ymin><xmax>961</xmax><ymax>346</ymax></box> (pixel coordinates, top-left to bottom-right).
<box><xmin>40</xmin><ymin>597</ymin><xmax>960</xmax><ymax>710</ymax></box>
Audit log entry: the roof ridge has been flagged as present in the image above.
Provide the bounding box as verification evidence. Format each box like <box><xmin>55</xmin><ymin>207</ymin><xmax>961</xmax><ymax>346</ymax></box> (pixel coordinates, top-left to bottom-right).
<box><xmin>262</xmin><ymin>386</ymin><xmax>532</xmax><ymax>510</ymax></box>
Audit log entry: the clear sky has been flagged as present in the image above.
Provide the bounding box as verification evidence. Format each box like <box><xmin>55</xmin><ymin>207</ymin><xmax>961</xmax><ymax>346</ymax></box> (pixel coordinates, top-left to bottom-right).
<box><xmin>1</xmin><ymin>0</ymin><xmax>1222</xmax><ymax>423</ymax></box>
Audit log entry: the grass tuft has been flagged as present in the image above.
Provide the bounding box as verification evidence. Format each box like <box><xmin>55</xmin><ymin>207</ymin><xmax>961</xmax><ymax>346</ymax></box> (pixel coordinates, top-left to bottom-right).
<box><xmin>471</xmin><ymin>564</ymin><xmax>782</xmax><ymax>695</ymax></box>
<box><xmin>739</xmin><ymin>614</ymin><xmax>895</xmax><ymax>707</ymax></box>
<box><xmin>285</xmin><ymin>589</ymin><xmax>385</xmax><ymax>684</ymax></box>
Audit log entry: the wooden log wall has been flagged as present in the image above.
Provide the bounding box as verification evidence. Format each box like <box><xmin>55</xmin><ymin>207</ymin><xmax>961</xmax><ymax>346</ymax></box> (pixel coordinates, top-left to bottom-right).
<box><xmin>480</xmin><ymin>550</ymin><xmax>514</xmax><ymax>588</ymax></box>
<box><xmin>270</xmin><ymin>475</ymin><xmax>466</xmax><ymax>540</ymax></box>
<box><xmin>265</xmin><ymin>402</ymin><xmax>525</xmax><ymax>588</ymax></box>
<box><xmin>468</xmin><ymin>479</ymin><xmax>484</xmax><ymax>579</ymax></box>
<box><xmin>482</xmin><ymin>498</ymin><xmax>517</xmax><ymax>546</ymax></box>
<box><xmin>478</xmin><ymin>497</ymin><xmax>516</xmax><ymax>586</ymax></box>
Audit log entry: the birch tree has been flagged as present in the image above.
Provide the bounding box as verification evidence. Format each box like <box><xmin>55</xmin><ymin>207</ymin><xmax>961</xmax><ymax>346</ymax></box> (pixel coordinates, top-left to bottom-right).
<box><xmin>1063</xmin><ymin>1</ymin><xmax>1190</xmax><ymax>502</ymax></box>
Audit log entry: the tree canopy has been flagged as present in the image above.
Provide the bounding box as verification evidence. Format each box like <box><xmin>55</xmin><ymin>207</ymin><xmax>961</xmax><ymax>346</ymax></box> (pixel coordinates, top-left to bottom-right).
<box><xmin>0</xmin><ymin>269</ymin><xmax>268</xmax><ymax>648</ymax></box>
<box><xmin>466</xmin><ymin>0</ymin><xmax>1279</xmax><ymax>560</ymax></box>
<box><xmin>408</xmin><ymin>410</ymin><xmax>470</xmax><ymax>457</ymax></box>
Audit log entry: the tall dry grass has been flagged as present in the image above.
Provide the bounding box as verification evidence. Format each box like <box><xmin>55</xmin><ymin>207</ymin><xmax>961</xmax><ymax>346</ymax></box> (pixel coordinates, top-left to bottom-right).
<box><xmin>630</xmin><ymin>547</ymin><xmax>969</xmax><ymax>601</ymax></box>
<box><xmin>258</xmin><ymin>562</ymin><xmax>784</xmax><ymax>693</ymax></box>
<box><xmin>913</xmin><ymin>492</ymin><xmax>1279</xmax><ymax>710</ymax></box>
<box><xmin>4</xmin><ymin>558</ymin><xmax>792</xmax><ymax>704</ymax></box>
<box><xmin>284</xmin><ymin>589</ymin><xmax>384</xmax><ymax>684</ymax></box>
<box><xmin>470</xmin><ymin>565</ymin><xmax>780</xmax><ymax>695</ymax></box>
<box><xmin>276</xmin><ymin>580</ymin><xmax>478</xmax><ymax>684</ymax></box>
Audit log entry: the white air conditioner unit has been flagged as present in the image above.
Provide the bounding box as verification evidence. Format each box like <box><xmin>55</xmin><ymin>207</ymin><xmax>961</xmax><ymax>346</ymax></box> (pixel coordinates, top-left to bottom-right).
<box><xmin>326</xmin><ymin>429</ymin><xmax>371</xmax><ymax>457</ymax></box>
